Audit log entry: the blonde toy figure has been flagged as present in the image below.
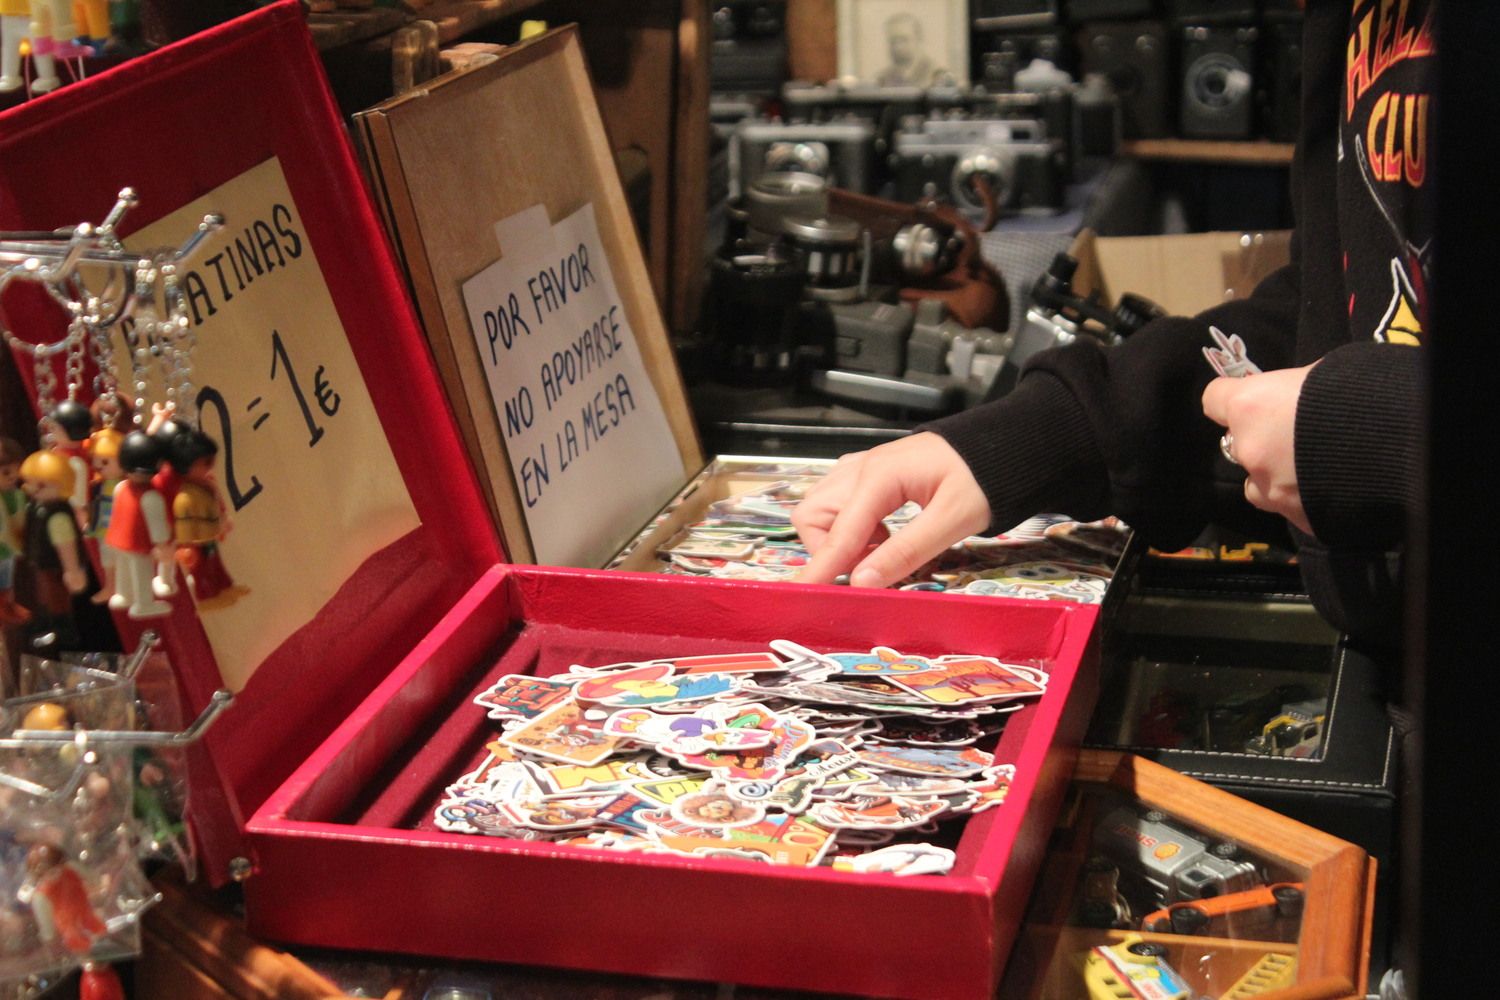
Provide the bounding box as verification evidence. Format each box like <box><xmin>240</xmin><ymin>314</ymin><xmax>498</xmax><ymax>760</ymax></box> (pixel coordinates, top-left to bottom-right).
<box><xmin>87</xmin><ymin>428</ymin><xmax>123</xmax><ymax>605</ymax></box>
<box><xmin>0</xmin><ymin>0</ymin><xmax>53</xmax><ymax>94</ymax></box>
<box><xmin>18</xmin><ymin>449</ymin><xmax>88</xmax><ymax>644</ymax></box>
<box><xmin>27</xmin><ymin>0</ymin><xmax>86</xmax><ymax>93</ymax></box>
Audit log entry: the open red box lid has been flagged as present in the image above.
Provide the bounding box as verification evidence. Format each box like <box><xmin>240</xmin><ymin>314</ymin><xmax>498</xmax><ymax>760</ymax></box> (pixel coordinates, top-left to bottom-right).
<box><xmin>0</xmin><ymin>1</ymin><xmax>506</xmax><ymax>880</ymax></box>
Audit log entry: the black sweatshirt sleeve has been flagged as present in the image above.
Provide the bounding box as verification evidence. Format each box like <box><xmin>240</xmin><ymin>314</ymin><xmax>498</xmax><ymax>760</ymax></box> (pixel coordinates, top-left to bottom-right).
<box><xmin>1295</xmin><ymin>341</ymin><xmax>1424</xmax><ymax>548</ymax></box>
<box><xmin>924</xmin><ymin>258</ymin><xmax>1303</xmax><ymax>548</ymax></box>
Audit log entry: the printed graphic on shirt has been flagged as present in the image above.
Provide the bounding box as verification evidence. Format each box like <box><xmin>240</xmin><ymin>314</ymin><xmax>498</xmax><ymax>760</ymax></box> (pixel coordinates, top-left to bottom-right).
<box><xmin>1343</xmin><ymin>0</ymin><xmax>1434</xmax><ymax>344</ymax></box>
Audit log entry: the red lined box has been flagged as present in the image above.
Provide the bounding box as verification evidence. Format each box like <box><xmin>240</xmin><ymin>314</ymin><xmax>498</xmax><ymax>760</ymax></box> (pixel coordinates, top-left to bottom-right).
<box><xmin>0</xmin><ymin>7</ymin><xmax>1105</xmax><ymax>996</ymax></box>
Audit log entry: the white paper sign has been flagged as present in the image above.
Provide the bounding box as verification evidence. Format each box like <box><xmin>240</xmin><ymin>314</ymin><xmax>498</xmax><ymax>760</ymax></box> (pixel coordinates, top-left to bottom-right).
<box><xmin>461</xmin><ymin>203</ymin><xmax>680</xmax><ymax>567</ymax></box>
<box><xmin>123</xmin><ymin>157</ymin><xmax>422</xmax><ymax>691</ymax></box>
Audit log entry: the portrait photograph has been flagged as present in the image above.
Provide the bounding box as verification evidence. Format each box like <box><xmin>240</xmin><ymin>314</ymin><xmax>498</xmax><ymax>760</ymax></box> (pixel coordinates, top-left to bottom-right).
<box><xmin>837</xmin><ymin>0</ymin><xmax>970</xmax><ymax>88</ymax></box>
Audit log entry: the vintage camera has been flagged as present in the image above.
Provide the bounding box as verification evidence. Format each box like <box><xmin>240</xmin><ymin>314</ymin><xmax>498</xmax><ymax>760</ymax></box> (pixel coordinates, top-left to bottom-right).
<box><xmin>891</xmin><ymin>115</ymin><xmax>1066</xmax><ymax>218</ymax></box>
<box><xmin>991</xmin><ymin>252</ymin><xmax>1164</xmax><ymax>397</ymax></box>
<box><xmin>730</xmin><ymin>117</ymin><xmax>878</xmax><ymax>197</ymax></box>
<box><xmin>989</xmin><ymin>71</ymin><xmax>1121</xmax><ymax>172</ymax></box>
<box><xmin>1079</xmin><ymin>19</ymin><xmax>1174</xmax><ymax>139</ymax></box>
<box><xmin>1179</xmin><ymin>23</ymin><xmax>1258</xmax><ymax>139</ymax></box>
<box><xmin>973</xmin><ymin>27</ymin><xmax>1074</xmax><ymax>92</ymax></box>
<box><xmin>709</xmin><ymin>0</ymin><xmax>788</xmax><ymax>95</ymax></box>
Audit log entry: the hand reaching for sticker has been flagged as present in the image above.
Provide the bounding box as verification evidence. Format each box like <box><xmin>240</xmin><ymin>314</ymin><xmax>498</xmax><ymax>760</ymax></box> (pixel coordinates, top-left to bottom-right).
<box><xmin>793</xmin><ymin>432</ymin><xmax>991</xmax><ymax>588</ymax></box>
<box><xmin>1201</xmin><ymin>363</ymin><xmax>1315</xmax><ymax>536</ymax></box>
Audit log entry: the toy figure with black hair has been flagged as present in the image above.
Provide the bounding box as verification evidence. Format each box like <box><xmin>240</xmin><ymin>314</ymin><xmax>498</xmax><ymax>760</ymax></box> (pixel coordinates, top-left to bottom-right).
<box><xmin>102</xmin><ymin>431</ymin><xmax>174</xmax><ymax>620</ymax></box>
<box><xmin>167</xmin><ymin>427</ymin><xmax>237</xmax><ymax>602</ymax></box>
<box><xmin>18</xmin><ymin>449</ymin><xmax>88</xmax><ymax>645</ymax></box>
<box><xmin>45</xmin><ymin>400</ymin><xmax>93</xmax><ymax>532</ymax></box>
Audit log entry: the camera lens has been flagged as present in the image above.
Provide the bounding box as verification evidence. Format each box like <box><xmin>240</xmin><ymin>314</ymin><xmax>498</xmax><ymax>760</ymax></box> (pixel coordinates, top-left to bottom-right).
<box><xmin>781</xmin><ymin>214</ymin><xmax>863</xmax><ymax>303</ymax></box>
<box><xmin>745</xmin><ymin>171</ymin><xmax>828</xmax><ymax>241</ymax></box>
<box><xmin>1187</xmin><ymin>54</ymin><xmax>1251</xmax><ymax>110</ymax></box>
<box><xmin>765</xmin><ymin>140</ymin><xmax>831</xmax><ymax>178</ymax></box>
<box><xmin>707</xmin><ymin>242</ymin><xmax>806</xmax><ymax>385</ymax></box>
<box><xmin>952</xmin><ymin>147</ymin><xmax>1015</xmax><ymax>213</ymax></box>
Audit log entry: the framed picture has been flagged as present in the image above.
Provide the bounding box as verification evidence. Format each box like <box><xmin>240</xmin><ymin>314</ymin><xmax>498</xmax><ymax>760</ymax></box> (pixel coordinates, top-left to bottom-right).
<box><xmin>836</xmin><ymin>0</ymin><xmax>969</xmax><ymax>88</ymax></box>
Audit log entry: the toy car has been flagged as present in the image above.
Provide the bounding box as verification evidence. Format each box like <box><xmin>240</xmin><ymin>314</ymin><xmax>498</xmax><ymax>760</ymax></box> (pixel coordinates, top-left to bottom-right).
<box><xmin>1140</xmin><ymin>882</ymin><xmax>1305</xmax><ymax>940</ymax></box>
<box><xmin>1245</xmin><ymin>699</ymin><xmax>1326</xmax><ymax>757</ymax></box>
<box><xmin>1082</xmin><ymin>935</ymin><xmax>1191</xmax><ymax>1000</ymax></box>
<box><xmin>1093</xmin><ymin>806</ymin><xmax>1260</xmax><ymax>906</ymax></box>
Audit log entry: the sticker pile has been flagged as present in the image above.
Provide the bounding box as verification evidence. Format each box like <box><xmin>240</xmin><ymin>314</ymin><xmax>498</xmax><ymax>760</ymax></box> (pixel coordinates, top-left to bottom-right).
<box><xmin>432</xmin><ymin>640</ymin><xmax>1048</xmax><ymax>874</ymax></box>
<box><xmin>640</xmin><ymin>475</ymin><xmax>1126</xmax><ymax>602</ymax></box>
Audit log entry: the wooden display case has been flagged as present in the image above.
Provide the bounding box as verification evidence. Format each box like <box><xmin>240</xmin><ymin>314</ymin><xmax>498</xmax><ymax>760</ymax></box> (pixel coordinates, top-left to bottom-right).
<box><xmin>1001</xmin><ymin>751</ymin><xmax>1375</xmax><ymax>1000</ymax></box>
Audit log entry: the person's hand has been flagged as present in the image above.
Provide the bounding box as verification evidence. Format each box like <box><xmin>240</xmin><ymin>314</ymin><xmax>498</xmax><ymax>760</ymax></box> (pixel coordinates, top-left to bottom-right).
<box><xmin>793</xmin><ymin>432</ymin><xmax>991</xmax><ymax>588</ymax></box>
<box><xmin>1201</xmin><ymin>363</ymin><xmax>1315</xmax><ymax>536</ymax></box>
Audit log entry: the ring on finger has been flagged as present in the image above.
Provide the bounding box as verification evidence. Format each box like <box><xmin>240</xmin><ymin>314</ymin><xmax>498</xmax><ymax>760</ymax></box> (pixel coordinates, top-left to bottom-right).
<box><xmin>1219</xmin><ymin>432</ymin><xmax>1241</xmax><ymax>466</ymax></box>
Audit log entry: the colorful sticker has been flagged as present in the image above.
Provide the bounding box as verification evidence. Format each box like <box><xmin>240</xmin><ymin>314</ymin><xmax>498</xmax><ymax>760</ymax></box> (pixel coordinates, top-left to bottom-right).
<box><xmin>500</xmin><ymin>702</ymin><xmax>622</xmax><ymax>765</ymax></box>
<box><xmin>670</xmin><ymin>781</ymin><xmax>766</xmax><ymax>828</ymax></box>
<box><xmin>887</xmin><ymin>657</ymin><xmax>1048</xmax><ymax>706</ymax></box>
<box><xmin>855</xmin><ymin>745</ymin><xmax>994</xmax><ymax>777</ymax></box>
<box><xmin>807</xmin><ymin>794</ymin><xmax>948</xmax><ymax>830</ymax></box>
<box><xmin>473</xmin><ymin>675</ymin><xmax>576</xmax><ymax>721</ymax></box>
<box><xmin>829</xmin><ymin>843</ymin><xmax>957</xmax><ymax>876</ymax></box>
<box><xmin>826</xmin><ymin>646</ymin><xmax>937</xmax><ymax>676</ymax></box>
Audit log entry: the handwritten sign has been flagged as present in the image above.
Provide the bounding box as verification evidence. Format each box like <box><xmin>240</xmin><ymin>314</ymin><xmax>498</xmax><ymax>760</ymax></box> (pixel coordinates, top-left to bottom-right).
<box><xmin>122</xmin><ymin>157</ymin><xmax>422</xmax><ymax>691</ymax></box>
<box><xmin>461</xmin><ymin>203</ymin><xmax>680</xmax><ymax>567</ymax></box>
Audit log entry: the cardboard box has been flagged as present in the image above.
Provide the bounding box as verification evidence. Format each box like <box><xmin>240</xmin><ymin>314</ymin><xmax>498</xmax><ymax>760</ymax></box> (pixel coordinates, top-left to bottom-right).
<box><xmin>0</xmin><ymin>7</ymin><xmax>1107</xmax><ymax>997</ymax></box>
<box><xmin>1069</xmin><ymin>228</ymin><xmax>1293</xmax><ymax>318</ymax></box>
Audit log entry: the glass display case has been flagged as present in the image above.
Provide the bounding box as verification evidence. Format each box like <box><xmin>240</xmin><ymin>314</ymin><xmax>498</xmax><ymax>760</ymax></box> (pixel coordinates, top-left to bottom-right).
<box><xmin>1000</xmin><ymin>750</ymin><xmax>1374</xmax><ymax>1000</ymax></box>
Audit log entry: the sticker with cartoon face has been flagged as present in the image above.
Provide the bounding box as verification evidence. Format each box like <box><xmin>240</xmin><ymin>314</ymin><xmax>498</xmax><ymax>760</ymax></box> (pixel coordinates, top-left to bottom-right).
<box><xmin>507</xmin><ymin>794</ymin><xmax>624</xmax><ymax>831</ymax></box>
<box><xmin>602</xmin><ymin>703</ymin><xmax>780</xmax><ymax>756</ymax></box>
<box><xmin>670</xmin><ymin>781</ymin><xmax>766</xmax><ymax>829</ymax></box>
<box><xmin>499</xmin><ymin>702</ymin><xmax>622</xmax><ymax>765</ymax></box>
<box><xmin>807</xmin><ymin>794</ymin><xmax>948</xmax><ymax>831</ymax></box>
<box><xmin>825</xmin><ymin>646</ymin><xmax>936</xmax><ymax>677</ymax></box>
<box><xmin>669</xmin><ymin>717</ymin><xmax>817</xmax><ymax>783</ymax></box>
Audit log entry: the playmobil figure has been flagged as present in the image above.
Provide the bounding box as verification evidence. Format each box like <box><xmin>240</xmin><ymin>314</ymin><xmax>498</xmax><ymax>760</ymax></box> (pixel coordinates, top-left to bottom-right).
<box><xmin>0</xmin><ymin>436</ymin><xmax>30</xmax><ymax>626</ymax></box>
<box><xmin>0</xmin><ymin>0</ymin><xmax>27</xmax><ymax>91</ymax></box>
<box><xmin>26</xmin><ymin>0</ymin><xmax>90</xmax><ymax>88</ymax></box>
<box><xmin>168</xmin><ymin>428</ymin><xmax>235</xmax><ymax>601</ymax></box>
<box><xmin>71</xmin><ymin>0</ymin><xmax>105</xmax><ymax>45</ymax></box>
<box><xmin>45</xmin><ymin>401</ymin><xmax>93</xmax><ymax>532</ymax></box>
<box><xmin>89</xmin><ymin>396</ymin><xmax>134</xmax><ymax>434</ymax></box>
<box><xmin>19</xmin><ymin>843</ymin><xmax>105</xmax><ymax>953</ymax></box>
<box><xmin>146</xmin><ymin>408</ymin><xmax>186</xmax><ymax>511</ymax></box>
<box><xmin>86</xmin><ymin>429</ymin><xmax>123</xmax><ymax>605</ymax></box>
<box><xmin>103</xmin><ymin>431</ymin><xmax>173</xmax><ymax>619</ymax></box>
<box><xmin>19</xmin><ymin>449</ymin><xmax>88</xmax><ymax>641</ymax></box>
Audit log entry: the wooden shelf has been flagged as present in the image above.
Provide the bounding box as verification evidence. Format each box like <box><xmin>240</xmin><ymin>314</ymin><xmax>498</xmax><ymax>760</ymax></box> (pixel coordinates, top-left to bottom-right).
<box><xmin>412</xmin><ymin>0</ymin><xmax>547</xmax><ymax>44</ymax></box>
<box><xmin>1121</xmin><ymin>138</ymin><xmax>1295</xmax><ymax>167</ymax></box>
<box><xmin>309</xmin><ymin>0</ymin><xmax>548</xmax><ymax>51</ymax></box>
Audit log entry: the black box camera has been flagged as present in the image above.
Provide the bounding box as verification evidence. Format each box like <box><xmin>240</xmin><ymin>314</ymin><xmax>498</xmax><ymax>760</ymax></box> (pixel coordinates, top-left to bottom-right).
<box><xmin>1179</xmin><ymin>23</ymin><xmax>1257</xmax><ymax>140</ymax></box>
<box><xmin>1079</xmin><ymin>19</ymin><xmax>1174</xmax><ymax>139</ymax></box>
